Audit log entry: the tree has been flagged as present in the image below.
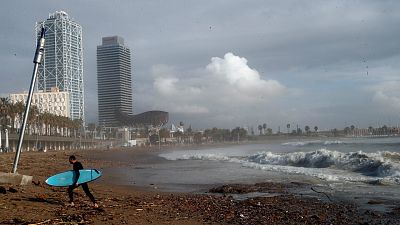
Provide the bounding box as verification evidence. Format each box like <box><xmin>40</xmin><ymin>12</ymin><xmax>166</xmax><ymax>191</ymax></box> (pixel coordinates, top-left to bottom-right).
<box><xmin>305</xmin><ymin>126</ymin><xmax>310</xmax><ymax>135</ymax></box>
<box><xmin>262</xmin><ymin>123</ymin><xmax>267</xmax><ymax>134</ymax></box>
<box><xmin>194</xmin><ymin>132</ymin><xmax>202</xmax><ymax>144</ymax></box>
<box><xmin>0</xmin><ymin>97</ymin><xmax>11</xmax><ymax>129</ymax></box>
<box><xmin>159</xmin><ymin>128</ymin><xmax>170</xmax><ymax>139</ymax></box>
<box><xmin>231</xmin><ymin>127</ymin><xmax>247</xmax><ymax>142</ymax></box>
<box><xmin>286</xmin><ymin>124</ymin><xmax>290</xmax><ymax>134</ymax></box>
<box><xmin>88</xmin><ymin>123</ymin><xmax>96</xmax><ymax>139</ymax></box>
<box><xmin>187</xmin><ymin>125</ymin><xmax>192</xmax><ymax>133</ymax></box>
<box><xmin>344</xmin><ymin>127</ymin><xmax>350</xmax><ymax>135</ymax></box>
<box><xmin>258</xmin><ymin>125</ymin><xmax>263</xmax><ymax>135</ymax></box>
<box><xmin>314</xmin><ymin>126</ymin><xmax>318</xmax><ymax>133</ymax></box>
<box><xmin>382</xmin><ymin>125</ymin><xmax>388</xmax><ymax>135</ymax></box>
<box><xmin>368</xmin><ymin>126</ymin><xmax>373</xmax><ymax>135</ymax></box>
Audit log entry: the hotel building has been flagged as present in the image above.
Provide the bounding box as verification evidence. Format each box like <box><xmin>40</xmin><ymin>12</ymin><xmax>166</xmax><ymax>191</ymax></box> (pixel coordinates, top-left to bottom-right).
<box><xmin>35</xmin><ymin>11</ymin><xmax>84</xmax><ymax>121</ymax></box>
<box><xmin>97</xmin><ymin>36</ymin><xmax>133</xmax><ymax>127</ymax></box>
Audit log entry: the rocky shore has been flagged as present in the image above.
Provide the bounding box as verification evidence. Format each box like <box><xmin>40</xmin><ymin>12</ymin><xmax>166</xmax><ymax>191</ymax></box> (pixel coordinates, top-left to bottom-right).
<box><xmin>0</xmin><ymin>147</ymin><xmax>399</xmax><ymax>224</ymax></box>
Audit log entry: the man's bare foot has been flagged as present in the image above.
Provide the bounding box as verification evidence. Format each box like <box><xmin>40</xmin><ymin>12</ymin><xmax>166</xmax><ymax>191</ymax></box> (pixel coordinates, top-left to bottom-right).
<box><xmin>94</xmin><ymin>203</ymin><xmax>99</xmax><ymax>208</ymax></box>
<box><xmin>67</xmin><ymin>202</ymin><xmax>75</xmax><ymax>207</ymax></box>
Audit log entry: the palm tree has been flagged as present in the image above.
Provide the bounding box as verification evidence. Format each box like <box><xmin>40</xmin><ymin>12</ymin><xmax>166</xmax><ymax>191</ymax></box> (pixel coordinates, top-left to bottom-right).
<box><xmin>88</xmin><ymin>123</ymin><xmax>96</xmax><ymax>139</ymax></box>
<box><xmin>305</xmin><ymin>125</ymin><xmax>310</xmax><ymax>135</ymax></box>
<box><xmin>262</xmin><ymin>123</ymin><xmax>267</xmax><ymax>134</ymax></box>
<box><xmin>0</xmin><ymin>97</ymin><xmax>11</xmax><ymax>129</ymax></box>
<box><xmin>314</xmin><ymin>126</ymin><xmax>318</xmax><ymax>133</ymax></box>
<box><xmin>286</xmin><ymin>124</ymin><xmax>290</xmax><ymax>134</ymax></box>
<box><xmin>258</xmin><ymin>125</ymin><xmax>263</xmax><ymax>135</ymax></box>
<box><xmin>344</xmin><ymin>127</ymin><xmax>350</xmax><ymax>135</ymax></box>
<box><xmin>27</xmin><ymin>105</ymin><xmax>39</xmax><ymax>135</ymax></box>
<box><xmin>368</xmin><ymin>126</ymin><xmax>373</xmax><ymax>135</ymax></box>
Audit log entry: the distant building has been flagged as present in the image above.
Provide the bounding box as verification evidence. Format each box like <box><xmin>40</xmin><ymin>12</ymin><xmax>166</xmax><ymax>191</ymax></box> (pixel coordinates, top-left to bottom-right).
<box><xmin>35</xmin><ymin>11</ymin><xmax>84</xmax><ymax>121</ymax></box>
<box><xmin>9</xmin><ymin>87</ymin><xmax>70</xmax><ymax>117</ymax></box>
<box><xmin>97</xmin><ymin>36</ymin><xmax>133</xmax><ymax>127</ymax></box>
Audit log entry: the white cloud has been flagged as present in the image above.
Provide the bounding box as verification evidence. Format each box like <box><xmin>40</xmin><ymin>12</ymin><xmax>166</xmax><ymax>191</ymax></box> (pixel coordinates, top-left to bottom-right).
<box><xmin>370</xmin><ymin>81</ymin><xmax>400</xmax><ymax>113</ymax></box>
<box><xmin>150</xmin><ymin>52</ymin><xmax>286</xmax><ymax>120</ymax></box>
<box><xmin>206</xmin><ymin>53</ymin><xmax>286</xmax><ymax>100</ymax></box>
<box><xmin>154</xmin><ymin>77</ymin><xmax>179</xmax><ymax>96</ymax></box>
<box><xmin>372</xmin><ymin>91</ymin><xmax>400</xmax><ymax>113</ymax></box>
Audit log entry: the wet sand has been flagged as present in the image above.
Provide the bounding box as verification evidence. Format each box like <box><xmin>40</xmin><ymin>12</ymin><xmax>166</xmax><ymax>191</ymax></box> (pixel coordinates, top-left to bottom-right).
<box><xmin>0</xmin><ymin>146</ymin><xmax>399</xmax><ymax>224</ymax></box>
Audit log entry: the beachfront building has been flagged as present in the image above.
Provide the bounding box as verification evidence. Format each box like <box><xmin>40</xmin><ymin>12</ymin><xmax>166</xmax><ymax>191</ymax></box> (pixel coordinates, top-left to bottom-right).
<box><xmin>35</xmin><ymin>11</ymin><xmax>84</xmax><ymax>122</ymax></box>
<box><xmin>9</xmin><ymin>87</ymin><xmax>70</xmax><ymax>118</ymax></box>
<box><xmin>97</xmin><ymin>36</ymin><xmax>133</xmax><ymax>127</ymax></box>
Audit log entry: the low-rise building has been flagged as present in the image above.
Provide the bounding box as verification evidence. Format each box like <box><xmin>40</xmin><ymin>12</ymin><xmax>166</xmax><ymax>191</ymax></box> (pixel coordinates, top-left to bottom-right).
<box><xmin>9</xmin><ymin>87</ymin><xmax>70</xmax><ymax>117</ymax></box>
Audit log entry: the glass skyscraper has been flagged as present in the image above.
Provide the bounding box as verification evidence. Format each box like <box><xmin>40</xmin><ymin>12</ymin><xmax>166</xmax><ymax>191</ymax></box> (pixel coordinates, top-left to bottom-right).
<box><xmin>97</xmin><ymin>36</ymin><xmax>133</xmax><ymax>127</ymax></box>
<box><xmin>35</xmin><ymin>11</ymin><xmax>84</xmax><ymax>121</ymax></box>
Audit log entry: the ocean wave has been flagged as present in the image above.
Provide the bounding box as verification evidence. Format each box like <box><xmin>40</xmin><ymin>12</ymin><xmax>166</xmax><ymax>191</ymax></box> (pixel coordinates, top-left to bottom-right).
<box><xmin>247</xmin><ymin>149</ymin><xmax>400</xmax><ymax>178</ymax></box>
<box><xmin>161</xmin><ymin>153</ymin><xmax>243</xmax><ymax>163</ymax></box>
<box><xmin>281</xmin><ymin>140</ymin><xmax>343</xmax><ymax>147</ymax></box>
<box><xmin>159</xmin><ymin>149</ymin><xmax>400</xmax><ymax>184</ymax></box>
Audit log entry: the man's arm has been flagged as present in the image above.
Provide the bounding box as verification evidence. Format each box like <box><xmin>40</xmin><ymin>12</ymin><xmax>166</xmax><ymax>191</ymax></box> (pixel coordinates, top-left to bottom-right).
<box><xmin>72</xmin><ymin>163</ymin><xmax>81</xmax><ymax>186</ymax></box>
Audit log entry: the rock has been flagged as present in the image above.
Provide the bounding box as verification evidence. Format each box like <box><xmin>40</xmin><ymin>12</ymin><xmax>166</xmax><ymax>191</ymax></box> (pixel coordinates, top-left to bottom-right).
<box><xmin>8</xmin><ymin>187</ymin><xmax>18</xmax><ymax>193</ymax></box>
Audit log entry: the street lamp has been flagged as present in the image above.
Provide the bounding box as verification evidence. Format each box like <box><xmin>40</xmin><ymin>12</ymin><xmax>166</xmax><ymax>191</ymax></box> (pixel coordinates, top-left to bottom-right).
<box><xmin>12</xmin><ymin>27</ymin><xmax>45</xmax><ymax>173</ymax></box>
<box><xmin>5</xmin><ymin>127</ymin><xmax>9</xmax><ymax>152</ymax></box>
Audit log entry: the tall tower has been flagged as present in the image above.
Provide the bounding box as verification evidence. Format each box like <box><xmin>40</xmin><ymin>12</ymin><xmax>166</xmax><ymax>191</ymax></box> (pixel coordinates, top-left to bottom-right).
<box><xmin>97</xmin><ymin>36</ymin><xmax>132</xmax><ymax>127</ymax></box>
<box><xmin>36</xmin><ymin>11</ymin><xmax>84</xmax><ymax>121</ymax></box>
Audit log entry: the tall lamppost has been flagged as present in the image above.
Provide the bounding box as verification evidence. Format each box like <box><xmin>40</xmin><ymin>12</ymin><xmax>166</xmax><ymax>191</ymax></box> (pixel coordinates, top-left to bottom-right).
<box><xmin>0</xmin><ymin>128</ymin><xmax>2</xmax><ymax>152</ymax></box>
<box><xmin>12</xmin><ymin>27</ymin><xmax>45</xmax><ymax>173</ymax></box>
<box><xmin>5</xmin><ymin>128</ymin><xmax>9</xmax><ymax>152</ymax></box>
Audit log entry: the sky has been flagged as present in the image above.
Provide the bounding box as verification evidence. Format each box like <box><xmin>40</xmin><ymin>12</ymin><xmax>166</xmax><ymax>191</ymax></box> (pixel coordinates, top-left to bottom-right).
<box><xmin>1</xmin><ymin>0</ymin><xmax>400</xmax><ymax>131</ymax></box>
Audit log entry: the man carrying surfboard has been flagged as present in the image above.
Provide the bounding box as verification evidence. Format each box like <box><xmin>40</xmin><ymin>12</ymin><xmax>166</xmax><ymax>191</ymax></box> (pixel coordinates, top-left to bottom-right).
<box><xmin>68</xmin><ymin>155</ymin><xmax>99</xmax><ymax>208</ymax></box>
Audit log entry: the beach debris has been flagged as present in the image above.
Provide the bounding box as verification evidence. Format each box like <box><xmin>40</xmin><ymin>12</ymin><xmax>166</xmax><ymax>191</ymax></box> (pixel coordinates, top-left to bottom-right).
<box><xmin>28</xmin><ymin>219</ymin><xmax>51</xmax><ymax>225</ymax></box>
<box><xmin>0</xmin><ymin>186</ymin><xmax>6</xmax><ymax>194</ymax></box>
<box><xmin>12</xmin><ymin>218</ymin><xmax>26</xmax><ymax>224</ymax></box>
<box><xmin>367</xmin><ymin>200</ymin><xmax>384</xmax><ymax>205</ymax></box>
<box><xmin>311</xmin><ymin>187</ymin><xmax>333</xmax><ymax>202</ymax></box>
<box><xmin>8</xmin><ymin>187</ymin><xmax>18</xmax><ymax>193</ymax></box>
<box><xmin>32</xmin><ymin>180</ymin><xmax>41</xmax><ymax>186</ymax></box>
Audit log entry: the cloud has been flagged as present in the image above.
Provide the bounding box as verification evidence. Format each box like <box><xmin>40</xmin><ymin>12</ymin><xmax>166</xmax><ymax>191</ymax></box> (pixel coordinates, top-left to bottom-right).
<box><xmin>154</xmin><ymin>77</ymin><xmax>179</xmax><ymax>96</ymax></box>
<box><xmin>206</xmin><ymin>53</ymin><xmax>286</xmax><ymax>100</ymax></box>
<box><xmin>150</xmin><ymin>52</ymin><xmax>286</xmax><ymax>121</ymax></box>
<box><xmin>370</xmin><ymin>81</ymin><xmax>400</xmax><ymax>113</ymax></box>
<box><xmin>372</xmin><ymin>91</ymin><xmax>400</xmax><ymax>112</ymax></box>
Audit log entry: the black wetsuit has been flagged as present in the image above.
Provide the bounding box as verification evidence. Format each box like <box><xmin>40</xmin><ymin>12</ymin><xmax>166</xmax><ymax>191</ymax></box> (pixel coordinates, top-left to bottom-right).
<box><xmin>67</xmin><ymin>161</ymin><xmax>96</xmax><ymax>204</ymax></box>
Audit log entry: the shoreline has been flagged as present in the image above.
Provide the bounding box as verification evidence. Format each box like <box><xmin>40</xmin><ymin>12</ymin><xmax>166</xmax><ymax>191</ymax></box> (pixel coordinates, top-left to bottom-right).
<box><xmin>0</xmin><ymin>143</ymin><xmax>399</xmax><ymax>224</ymax></box>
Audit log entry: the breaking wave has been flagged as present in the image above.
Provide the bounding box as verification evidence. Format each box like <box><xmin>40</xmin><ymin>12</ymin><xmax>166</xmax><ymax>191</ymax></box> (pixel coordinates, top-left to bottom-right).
<box><xmin>161</xmin><ymin>149</ymin><xmax>400</xmax><ymax>184</ymax></box>
<box><xmin>247</xmin><ymin>149</ymin><xmax>399</xmax><ymax>177</ymax></box>
<box><xmin>281</xmin><ymin>140</ymin><xmax>344</xmax><ymax>146</ymax></box>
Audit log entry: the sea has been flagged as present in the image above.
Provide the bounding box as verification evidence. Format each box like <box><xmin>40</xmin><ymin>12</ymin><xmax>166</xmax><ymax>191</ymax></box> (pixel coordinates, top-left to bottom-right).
<box><xmin>108</xmin><ymin>137</ymin><xmax>400</xmax><ymax>211</ymax></box>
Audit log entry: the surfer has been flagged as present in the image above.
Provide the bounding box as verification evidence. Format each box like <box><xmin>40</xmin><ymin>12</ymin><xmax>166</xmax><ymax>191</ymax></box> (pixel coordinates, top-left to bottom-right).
<box><xmin>67</xmin><ymin>155</ymin><xmax>99</xmax><ymax>208</ymax></box>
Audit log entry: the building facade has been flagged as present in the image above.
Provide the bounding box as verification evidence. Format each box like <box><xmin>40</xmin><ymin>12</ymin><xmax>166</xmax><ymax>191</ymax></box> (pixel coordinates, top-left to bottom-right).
<box><xmin>97</xmin><ymin>36</ymin><xmax>133</xmax><ymax>127</ymax></box>
<box><xmin>35</xmin><ymin>11</ymin><xmax>84</xmax><ymax>121</ymax></box>
<box><xmin>9</xmin><ymin>87</ymin><xmax>70</xmax><ymax>117</ymax></box>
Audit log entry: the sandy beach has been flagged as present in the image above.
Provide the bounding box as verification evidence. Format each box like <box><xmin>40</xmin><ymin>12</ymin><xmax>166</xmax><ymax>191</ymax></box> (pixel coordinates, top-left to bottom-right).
<box><xmin>0</xmin><ymin>145</ymin><xmax>399</xmax><ymax>225</ymax></box>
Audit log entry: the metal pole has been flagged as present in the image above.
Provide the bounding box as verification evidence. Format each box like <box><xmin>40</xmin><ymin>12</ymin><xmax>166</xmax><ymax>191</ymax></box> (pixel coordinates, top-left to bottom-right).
<box><xmin>12</xmin><ymin>28</ymin><xmax>45</xmax><ymax>173</ymax></box>
<box><xmin>0</xmin><ymin>129</ymin><xmax>2</xmax><ymax>152</ymax></box>
<box><xmin>5</xmin><ymin>129</ymin><xmax>9</xmax><ymax>151</ymax></box>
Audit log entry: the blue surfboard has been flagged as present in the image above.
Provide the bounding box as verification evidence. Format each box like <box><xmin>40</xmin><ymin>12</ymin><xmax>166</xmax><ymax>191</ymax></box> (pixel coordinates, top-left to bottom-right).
<box><xmin>45</xmin><ymin>169</ymin><xmax>102</xmax><ymax>187</ymax></box>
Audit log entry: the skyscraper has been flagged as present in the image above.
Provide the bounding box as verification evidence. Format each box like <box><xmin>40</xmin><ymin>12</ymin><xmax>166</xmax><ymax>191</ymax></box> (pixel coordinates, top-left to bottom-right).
<box><xmin>97</xmin><ymin>36</ymin><xmax>133</xmax><ymax>127</ymax></box>
<box><xmin>36</xmin><ymin>11</ymin><xmax>84</xmax><ymax>121</ymax></box>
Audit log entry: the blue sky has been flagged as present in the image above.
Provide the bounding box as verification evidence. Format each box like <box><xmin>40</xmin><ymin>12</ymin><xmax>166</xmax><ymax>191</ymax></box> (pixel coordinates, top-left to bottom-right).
<box><xmin>1</xmin><ymin>0</ymin><xmax>400</xmax><ymax>130</ymax></box>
